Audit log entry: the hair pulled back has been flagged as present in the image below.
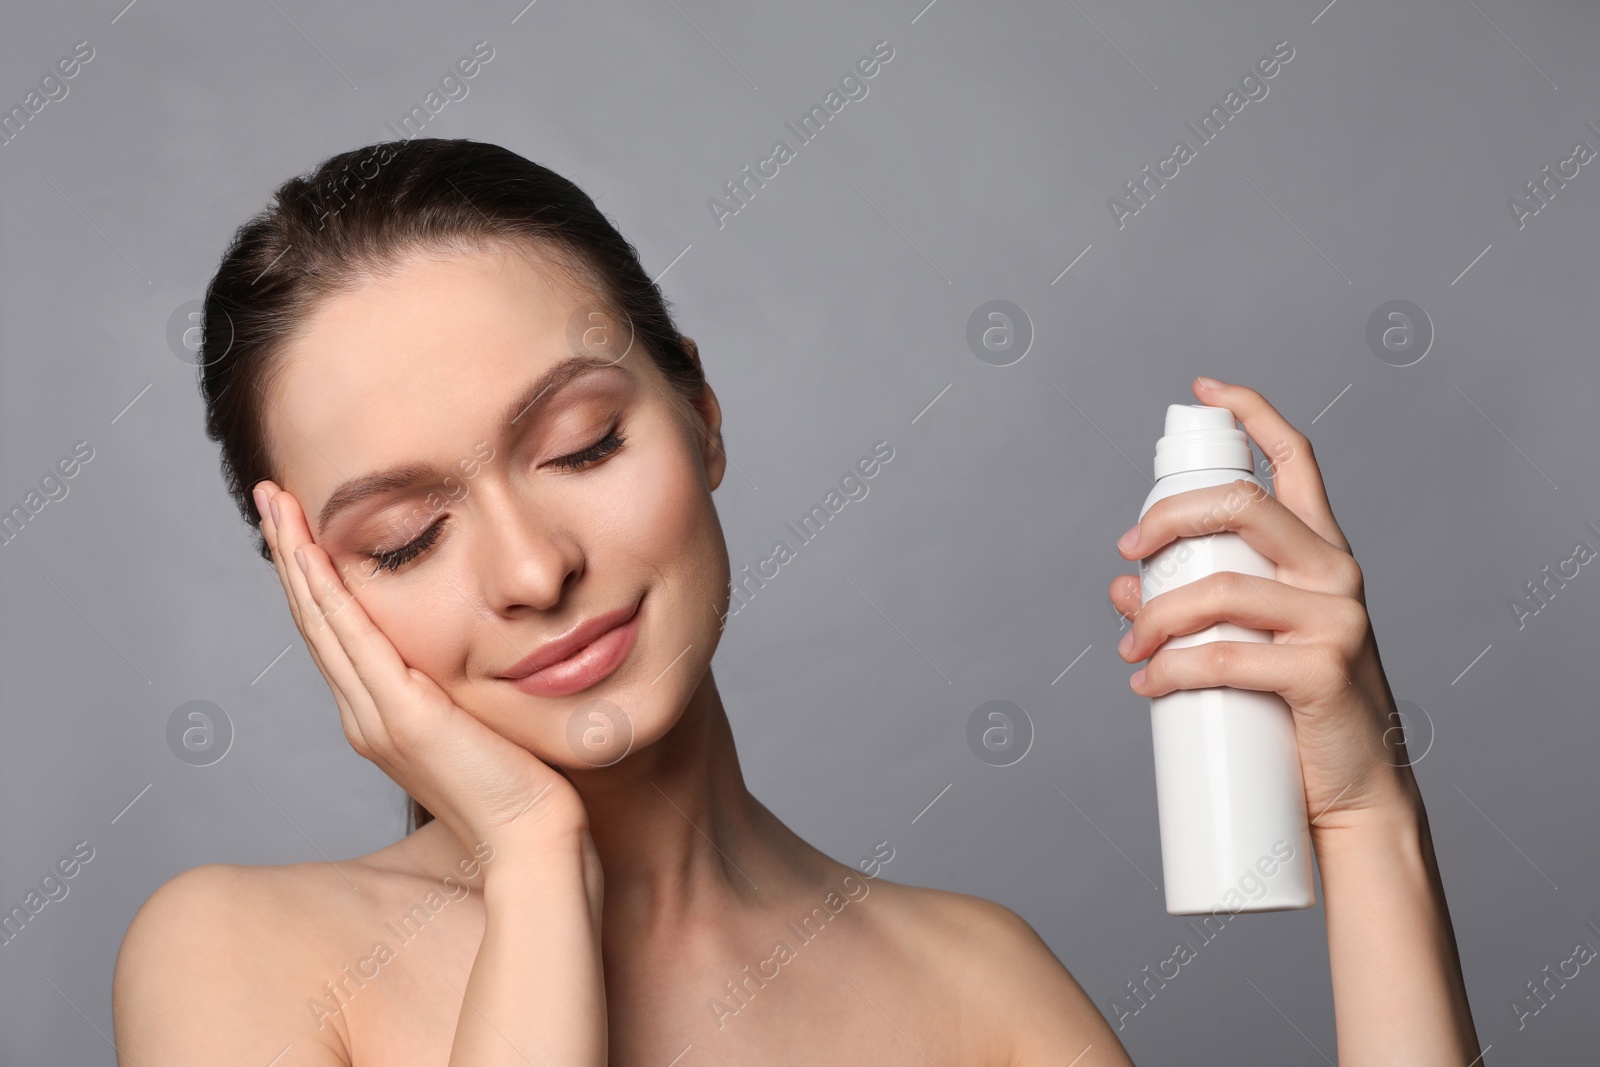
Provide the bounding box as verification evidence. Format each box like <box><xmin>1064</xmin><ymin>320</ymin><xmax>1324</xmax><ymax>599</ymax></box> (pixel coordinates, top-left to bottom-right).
<box><xmin>197</xmin><ymin>137</ymin><xmax>706</xmax><ymax>833</ymax></box>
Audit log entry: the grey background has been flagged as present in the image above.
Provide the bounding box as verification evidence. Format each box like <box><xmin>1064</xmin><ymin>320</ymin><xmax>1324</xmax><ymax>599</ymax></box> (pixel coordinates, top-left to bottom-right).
<box><xmin>1</xmin><ymin>0</ymin><xmax>1596</xmax><ymax>1062</ymax></box>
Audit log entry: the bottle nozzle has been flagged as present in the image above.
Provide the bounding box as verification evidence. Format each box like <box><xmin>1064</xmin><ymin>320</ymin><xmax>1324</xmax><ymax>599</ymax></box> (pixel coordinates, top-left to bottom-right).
<box><xmin>1164</xmin><ymin>403</ymin><xmax>1238</xmax><ymax>435</ymax></box>
<box><xmin>1154</xmin><ymin>403</ymin><xmax>1252</xmax><ymax>480</ymax></box>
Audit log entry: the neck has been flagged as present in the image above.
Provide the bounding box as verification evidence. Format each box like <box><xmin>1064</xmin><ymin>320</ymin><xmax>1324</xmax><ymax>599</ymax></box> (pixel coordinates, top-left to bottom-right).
<box><xmin>562</xmin><ymin>668</ymin><xmax>828</xmax><ymax>945</ymax></box>
<box><xmin>398</xmin><ymin>668</ymin><xmax>840</xmax><ymax>949</ymax></box>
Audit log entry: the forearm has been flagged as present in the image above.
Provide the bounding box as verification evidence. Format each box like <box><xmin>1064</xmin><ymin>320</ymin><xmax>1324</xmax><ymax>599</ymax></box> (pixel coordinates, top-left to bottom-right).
<box><xmin>1314</xmin><ymin>774</ymin><xmax>1482</xmax><ymax>1065</ymax></box>
<box><xmin>448</xmin><ymin>839</ymin><xmax>607</xmax><ymax>1067</ymax></box>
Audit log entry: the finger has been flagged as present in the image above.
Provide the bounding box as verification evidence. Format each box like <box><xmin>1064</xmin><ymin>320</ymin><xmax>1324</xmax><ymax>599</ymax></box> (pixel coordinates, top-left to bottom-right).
<box><xmin>276</xmin><ymin>490</ymin><xmax>433</xmax><ymax>740</ymax></box>
<box><xmin>1132</xmin><ymin>639</ymin><xmax>1346</xmax><ymax>707</ymax></box>
<box><xmin>1118</xmin><ymin>571</ymin><xmax>1363</xmax><ymax>665</ymax></box>
<box><xmin>260</xmin><ymin>481</ymin><xmax>344</xmax><ymax>683</ymax></box>
<box><xmin>1121</xmin><ymin>478</ymin><xmax>1357</xmax><ymax>595</ymax></box>
<box><xmin>266</xmin><ymin>487</ymin><xmax>387</xmax><ymax>748</ymax></box>
<box><xmin>1109</xmin><ymin>574</ymin><xmax>1142</xmax><ymax>623</ymax></box>
<box><xmin>1191</xmin><ymin>377</ymin><xmax>1350</xmax><ymax>553</ymax></box>
<box><xmin>260</xmin><ymin>489</ymin><xmax>375</xmax><ymax>759</ymax></box>
<box><xmin>256</xmin><ymin>481</ymin><xmax>310</xmax><ymax>636</ymax></box>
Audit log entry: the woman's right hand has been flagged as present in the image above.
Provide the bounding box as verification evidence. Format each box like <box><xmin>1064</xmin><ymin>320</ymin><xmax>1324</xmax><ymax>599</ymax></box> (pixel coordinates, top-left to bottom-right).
<box><xmin>257</xmin><ymin>480</ymin><xmax>608</xmax><ymax>1065</ymax></box>
<box><xmin>252</xmin><ymin>480</ymin><xmax>592</xmax><ymax>867</ymax></box>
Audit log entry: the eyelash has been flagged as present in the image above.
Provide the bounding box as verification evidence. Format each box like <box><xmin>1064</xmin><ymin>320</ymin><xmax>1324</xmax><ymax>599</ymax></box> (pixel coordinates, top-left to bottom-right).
<box><xmin>550</xmin><ymin>426</ymin><xmax>627</xmax><ymax>471</ymax></box>
<box><xmin>367</xmin><ymin>426</ymin><xmax>627</xmax><ymax>575</ymax></box>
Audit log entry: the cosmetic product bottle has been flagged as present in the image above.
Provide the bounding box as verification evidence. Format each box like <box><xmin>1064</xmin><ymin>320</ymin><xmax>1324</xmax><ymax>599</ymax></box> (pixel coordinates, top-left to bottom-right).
<box><xmin>1138</xmin><ymin>403</ymin><xmax>1315</xmax><ymax>914</ymax></box>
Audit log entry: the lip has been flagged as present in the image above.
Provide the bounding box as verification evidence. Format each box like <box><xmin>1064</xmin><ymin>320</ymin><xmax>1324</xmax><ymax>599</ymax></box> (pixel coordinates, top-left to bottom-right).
<box><xmin>499</xmin><ymin>596</ymin><xmax>643</xmax><ymax>698</ymax></box>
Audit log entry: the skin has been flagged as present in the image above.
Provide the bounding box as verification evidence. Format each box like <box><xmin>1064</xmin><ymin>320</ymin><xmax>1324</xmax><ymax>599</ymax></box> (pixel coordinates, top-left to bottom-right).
<box><xmin>111</xmin><ymin>243</ymin><xmax>1481</xmax><ymax>1065</ymax></box>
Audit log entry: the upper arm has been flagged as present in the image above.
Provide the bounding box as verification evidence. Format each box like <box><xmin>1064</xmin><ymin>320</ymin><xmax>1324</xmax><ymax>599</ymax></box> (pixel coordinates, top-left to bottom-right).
<box><xmin>113</xmin><ymin>864</ymin><xmax>348</xmax><ymax>1066</ymax></box>
<box><xmin>953</xmin><ymin>896</ymin><xmax>1136</xmax><ymax>1067</ymax></box>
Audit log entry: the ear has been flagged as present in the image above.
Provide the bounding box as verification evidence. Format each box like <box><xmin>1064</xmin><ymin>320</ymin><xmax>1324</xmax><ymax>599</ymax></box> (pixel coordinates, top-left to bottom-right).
<box><xmin>681</xmin><ymin>337</ymin><xmax>726</xmax><ymax>492</ymax></box>
<box><xmin>680</xmin><ymin>334</ymin><xmax>704</xmax><ymax>374</ymax></box>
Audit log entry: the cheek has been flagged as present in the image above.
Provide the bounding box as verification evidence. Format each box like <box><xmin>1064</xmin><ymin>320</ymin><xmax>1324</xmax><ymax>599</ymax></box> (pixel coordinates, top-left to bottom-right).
<box><xmin>603</xmin><ymin>427</ymin><xmax>730</xmax><ymax>615</ymax></box>
<box><xmin>350</xmin><ymin>571</ymin><xmax>473</xmax><ymax>683</ymax></box>
<box><xmin>607</xmin><ymin>434</ymin><xmax>715</xmax><ymax>560</ymax></box>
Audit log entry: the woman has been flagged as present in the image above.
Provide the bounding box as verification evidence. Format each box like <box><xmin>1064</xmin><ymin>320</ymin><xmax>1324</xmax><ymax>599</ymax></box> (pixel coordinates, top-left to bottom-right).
<box><xmin>112</xmin><ymin>137</ymin><xmax>1482</xmax><ymax>1065</ymax></box>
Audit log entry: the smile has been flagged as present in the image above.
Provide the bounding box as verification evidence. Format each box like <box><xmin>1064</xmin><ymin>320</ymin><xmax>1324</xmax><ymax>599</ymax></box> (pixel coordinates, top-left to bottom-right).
<box><xmin>500</xmin><ymin>595</ymin><xmax>643</xmax><ymax>698</ymax></box>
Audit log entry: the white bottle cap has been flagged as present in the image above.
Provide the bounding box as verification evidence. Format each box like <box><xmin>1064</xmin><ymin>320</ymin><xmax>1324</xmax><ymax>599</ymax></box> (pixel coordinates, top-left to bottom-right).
<box><xmin>1153</xmin><ymin>403</ymin><xmax>1253</xmax><ymax>480</ymax></box>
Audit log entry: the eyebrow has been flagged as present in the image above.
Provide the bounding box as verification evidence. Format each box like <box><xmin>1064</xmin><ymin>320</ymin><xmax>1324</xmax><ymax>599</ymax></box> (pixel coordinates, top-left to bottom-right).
<box><xmin>315</xmin><ymin>354</ymin><xmax>625</xmax><ymax>534</ymax></box>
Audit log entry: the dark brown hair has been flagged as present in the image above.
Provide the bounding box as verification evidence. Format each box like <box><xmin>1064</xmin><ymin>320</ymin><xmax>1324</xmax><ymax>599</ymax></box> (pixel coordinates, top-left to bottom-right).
<box><xmin>196</xmin><ymin>137</ymin><xmax>707</xmax><ymax>834</ymax></box>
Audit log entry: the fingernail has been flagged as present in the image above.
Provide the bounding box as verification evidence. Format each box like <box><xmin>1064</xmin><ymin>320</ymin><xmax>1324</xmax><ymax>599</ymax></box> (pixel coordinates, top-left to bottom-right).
<box><xmin>1117</xmin><ymin>524</ymin><xmax>1140</xmax><ymax>552</ymax></box>
<box><xmin>1196</xmin><ymin>375</ymin><xmax>1226</xmax><ymax>390</ymax></box>
<box><xmin>295</xmin><ymin>546</ymin><xmax>307</xmax><ymax>574</ymax></box>
<box><xmin>252</xmin><ymin>486</ymin><xmax>265</xmax><ymax>518</ymax></box>
<box><xmin>1131</xmin><ymin>667</ymin><xmax>1147</xmax><ymax>688</ymax></box>
<box><xmin>1117</xmin><ymin>629</ymin><xmax>1134</xmax><ymax>657</ymax></box>
<box><xmin>269</xmin><ymin>495</ymin><xmax>281</xmax><ymax>526</ymax></box>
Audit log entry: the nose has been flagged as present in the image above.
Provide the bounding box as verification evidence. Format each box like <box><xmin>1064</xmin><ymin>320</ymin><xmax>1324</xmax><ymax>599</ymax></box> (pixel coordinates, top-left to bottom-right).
<box><xmin>470</xmin><ymin>478</ymin><xmax>584</xmax><ymax>615</ymax></box>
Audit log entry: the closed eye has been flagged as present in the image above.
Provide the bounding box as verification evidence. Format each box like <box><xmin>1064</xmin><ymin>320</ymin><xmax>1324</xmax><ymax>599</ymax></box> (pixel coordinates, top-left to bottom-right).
<box><xmin>366</xmin><ymin>425</ymin><xmax>627</xmax><ymax>574</ymax></box>
<box><xmin>369</xmin><ymin>516</ymin><xmax>446</xmax><ymax>575</ymax></box>
<box><xmin>549</xmin><ymin>426</ymin><xmax>626</xmax><ymax>471</ymax></box>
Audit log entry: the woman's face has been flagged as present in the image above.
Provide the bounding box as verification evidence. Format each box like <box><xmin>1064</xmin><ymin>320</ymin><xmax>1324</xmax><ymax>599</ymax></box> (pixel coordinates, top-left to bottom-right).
<box><xmin>261</xmin><ymin>243</ymin><xmax>730</xmax><ymax>769</ymax></box>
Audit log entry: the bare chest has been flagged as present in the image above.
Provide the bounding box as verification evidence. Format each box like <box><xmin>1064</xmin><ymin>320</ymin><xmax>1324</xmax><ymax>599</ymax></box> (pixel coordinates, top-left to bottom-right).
<box><xmin>326</xmin><ymin>897</ymin><xmax>971</xmax><ymax>1066</ymax></box>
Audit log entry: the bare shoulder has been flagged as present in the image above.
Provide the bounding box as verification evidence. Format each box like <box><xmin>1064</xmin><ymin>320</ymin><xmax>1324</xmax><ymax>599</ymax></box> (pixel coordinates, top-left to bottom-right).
<box><xmin>865</xmin><ymin>877</ymin><xmax>1136</xmax><ymax>1067</ymax></box>
<box><xmin>113</xmin><ymin>860</ymin><xmax>359</xmax><ymax>1065</ymax></box>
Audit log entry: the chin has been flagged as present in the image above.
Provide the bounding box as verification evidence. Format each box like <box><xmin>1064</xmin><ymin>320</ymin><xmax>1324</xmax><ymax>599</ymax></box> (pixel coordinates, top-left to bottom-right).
<box><xmin>531</xmin><ymin>683</ymin><xmax>673</xmax><ymax>771</ymax></box>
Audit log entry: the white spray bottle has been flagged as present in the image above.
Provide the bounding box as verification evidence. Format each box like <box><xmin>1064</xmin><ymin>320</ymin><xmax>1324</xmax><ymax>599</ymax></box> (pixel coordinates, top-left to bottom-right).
<box><xmin>1138</xmin><ymin>403</ymin><xmax>1315</xmax><ymax>914</ymax></box>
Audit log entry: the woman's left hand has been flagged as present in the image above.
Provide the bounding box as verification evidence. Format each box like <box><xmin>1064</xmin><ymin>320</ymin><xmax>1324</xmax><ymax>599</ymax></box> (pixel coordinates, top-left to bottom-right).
<box><xmin>1109</xmin><ymin>375</ymin><xmax>1417</xmax><ymax>834</ymax></box>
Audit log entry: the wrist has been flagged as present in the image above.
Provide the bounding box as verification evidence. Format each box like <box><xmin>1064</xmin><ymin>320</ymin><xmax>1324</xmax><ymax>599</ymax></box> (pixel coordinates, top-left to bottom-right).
<box><xmin>481</xmin><ymin>829</ymin><xmax>591</xmax><ymax>901</ymax></box>
<box><xmin>1312</xmin><ymin>772</ymin><xmax>1481</xmax><ymax>1064</ymax></box>
<box><xmin>1311</xmin><ymin>769</ymin><xmax>1429</xmax><ymax>866</ymax></box>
